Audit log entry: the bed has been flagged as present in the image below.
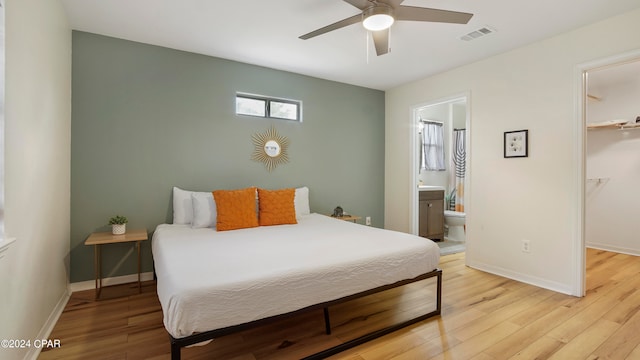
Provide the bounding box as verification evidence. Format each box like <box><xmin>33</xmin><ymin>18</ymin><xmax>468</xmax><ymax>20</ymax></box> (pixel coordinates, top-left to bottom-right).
<box><xmin>153</xmin><ymin>187</ymin><xmax>442</xmax><ymax>359</ymax></box>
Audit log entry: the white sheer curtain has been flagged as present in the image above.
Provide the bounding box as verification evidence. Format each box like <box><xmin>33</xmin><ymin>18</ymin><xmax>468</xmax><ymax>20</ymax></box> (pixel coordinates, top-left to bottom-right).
<box><xmin>420</xmin><ymin>121</ymin><xmax>445</xmax><ymax>171</ymax></box>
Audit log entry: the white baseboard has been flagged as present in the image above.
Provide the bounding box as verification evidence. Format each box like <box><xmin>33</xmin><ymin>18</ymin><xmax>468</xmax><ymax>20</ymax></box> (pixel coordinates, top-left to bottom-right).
<box><xmin>466</xmin><ymin>260</ymin><xmax>575</xmax><ymax>296</ymax></box>
<box><xmin>69</xmin><ymin>272</ymin><xmax>154</xmax><ymax>293</ymax></box>
<box><xmin>25</xmin><ymin>288</ymin><xmax>70</xmax><ymax>360</ymax></box>
<box><xmin>587</xmin><ymin>244</ymin><xmax>640</xmax><ymax>257</ymax></box>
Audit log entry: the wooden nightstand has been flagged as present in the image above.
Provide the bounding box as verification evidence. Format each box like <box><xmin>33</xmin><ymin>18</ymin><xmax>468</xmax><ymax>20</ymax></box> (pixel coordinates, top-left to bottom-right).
<box><xmin>332</xmin><ymin>215</ymin><xmax>362</xmax><ymax>223</ymax></box>
<box><xmin>85</xmin><ymin>228</ymin><xmax>148</xmax><ymax>299</ymax></box>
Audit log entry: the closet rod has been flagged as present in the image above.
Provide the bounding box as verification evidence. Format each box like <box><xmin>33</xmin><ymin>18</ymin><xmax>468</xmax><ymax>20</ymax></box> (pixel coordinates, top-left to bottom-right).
<box><xmin>586</xmin><ymin>177</ymin><xmax>609</xmax><ymax>184</ymax></box>
<box><xmin>419</xmin><ymin>119</ymin><xmax>443</xmax><ymax>125</ymax></box>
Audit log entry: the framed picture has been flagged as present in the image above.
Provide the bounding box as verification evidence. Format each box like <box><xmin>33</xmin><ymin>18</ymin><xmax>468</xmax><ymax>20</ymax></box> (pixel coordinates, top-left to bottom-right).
<box><xmin>504</xmin><ymin>130</ymin><xmax>528</xmax><ymax>158</ymax></box>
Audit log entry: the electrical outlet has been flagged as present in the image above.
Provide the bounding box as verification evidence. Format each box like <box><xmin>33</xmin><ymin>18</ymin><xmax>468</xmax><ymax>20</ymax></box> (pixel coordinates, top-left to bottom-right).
<box><xmin>522</xmin><ymin>239</ymin><xmax>530</xmax><ymax>253</ymax></box>
<box><xmin>365</xmin><ymin>216</ymin><xmax>371</xmax><ymax>226</ymax></box>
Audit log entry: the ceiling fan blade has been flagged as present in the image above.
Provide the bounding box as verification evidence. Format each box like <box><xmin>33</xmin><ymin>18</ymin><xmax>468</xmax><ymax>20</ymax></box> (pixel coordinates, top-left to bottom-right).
<box><xmin>384</xmin><ymin>0</ymin><xmax>405</xmax><ymax>7</ymax></box>
<box><xmin>299</xmin><ymin>14</ymin><xmax>362</xmax><ymax>40</ymax></box>
<box><xmin>342</xmin><ymin>0</ymin><xmax>371</xmax><ymax>10</ymax></box>
<box><xmin>395</xmin><ymin>6</ymin><xmax>473</xmax><ymax>24</ymax></box>
<box><xmin>371</xmin><ymin>28</ymin><xmax>390</xmax><ymax>56</ymax></box>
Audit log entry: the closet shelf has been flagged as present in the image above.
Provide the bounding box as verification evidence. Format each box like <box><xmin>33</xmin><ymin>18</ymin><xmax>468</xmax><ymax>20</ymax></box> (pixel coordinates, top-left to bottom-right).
<box><xmin>587</xmin><ymin>122</ymin><xmax>640</xmax><ymax>130</ymax></box>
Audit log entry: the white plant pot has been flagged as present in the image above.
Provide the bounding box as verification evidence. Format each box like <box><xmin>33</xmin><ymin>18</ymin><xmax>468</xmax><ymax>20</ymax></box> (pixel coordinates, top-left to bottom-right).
<box><xmin>112</xmin><ymin>224</ymin><xmax>126</xmax><ymax>235</ymax></box>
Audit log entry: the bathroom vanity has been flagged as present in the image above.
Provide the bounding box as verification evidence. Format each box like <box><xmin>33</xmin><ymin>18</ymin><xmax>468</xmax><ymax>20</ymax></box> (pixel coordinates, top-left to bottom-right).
<box><xmin>419</xmin><ymin>189</ymin><xmax>444</xmax><ymax>241</ymax></box>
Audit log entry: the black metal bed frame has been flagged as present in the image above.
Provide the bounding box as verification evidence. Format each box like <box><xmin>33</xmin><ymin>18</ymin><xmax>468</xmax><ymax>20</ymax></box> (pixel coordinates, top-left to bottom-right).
<box><xmin>169</xmin><ymin>268</ymin><xmax>442</xmax><ymax>360</ymax></box>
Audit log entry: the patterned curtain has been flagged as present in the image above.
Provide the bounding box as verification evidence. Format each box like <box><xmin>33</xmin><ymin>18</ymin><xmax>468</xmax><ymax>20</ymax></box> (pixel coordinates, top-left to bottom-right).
<box><xmin>449</xmin><ymin>129</ymin><xmax>466</xmax><ymax>212</ymax></box>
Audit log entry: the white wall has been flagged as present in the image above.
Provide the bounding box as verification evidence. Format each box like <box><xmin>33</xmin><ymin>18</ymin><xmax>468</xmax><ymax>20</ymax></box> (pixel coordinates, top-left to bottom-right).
<box><xmin>588</xmin><ymin>62</ymin><xmax>640</xmax><ymax>123</ymax></box>
<box><xmin>452</xmin><ymin>103</ymin><xmax>466</xmax><ymax>130</ymax></box>
<box><xmin>586</xmin><ymin>63</ymin><xmax>640</xmax><ymax>254</ymax></box>
<box><xmin>385</xmin><ymin>8</ymin><xmax>640</xmax><ymax>295</ymax></box>
<box><xmin>0</xmin><ymin>0</ymin><xmax>71</xmax><ymax>359</ymax></box>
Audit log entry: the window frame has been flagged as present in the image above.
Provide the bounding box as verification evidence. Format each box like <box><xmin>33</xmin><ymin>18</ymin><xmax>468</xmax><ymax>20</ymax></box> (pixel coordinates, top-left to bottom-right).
<box><xmin>235</xmin><ymin>93</ymin><xmax>302</xmax><ymax>122</ymax></box>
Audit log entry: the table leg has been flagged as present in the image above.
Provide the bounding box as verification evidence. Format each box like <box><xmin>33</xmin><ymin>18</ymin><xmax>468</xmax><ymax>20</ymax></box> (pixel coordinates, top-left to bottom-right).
<box><xmin>94</xmin><ymin>244</ymin><xmax>102</xmax><ymax>299</ymax></box>
<box><xmin>137</xmin><ymin>240</ymin><xmax>141</xmax><ymax>293</ymax></box>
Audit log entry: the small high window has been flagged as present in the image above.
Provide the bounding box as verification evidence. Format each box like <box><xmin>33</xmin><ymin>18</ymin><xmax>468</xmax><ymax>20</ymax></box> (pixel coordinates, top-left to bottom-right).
<box><xmin>236</xmin><ymin>93</ymin><xmax>302</xmax><ymax>122</ymax></box>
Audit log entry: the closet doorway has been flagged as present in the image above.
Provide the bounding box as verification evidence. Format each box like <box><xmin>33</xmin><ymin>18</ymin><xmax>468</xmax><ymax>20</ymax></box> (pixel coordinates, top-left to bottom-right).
<box><xmin>585</xmin><ymin>59</ymin><xmax>640</xmax><ymax>255</ymax></box>
<box><xmin>577</xmin><ymin>50</ymin><xmax>640</xmax><ymax>296</ymax></box>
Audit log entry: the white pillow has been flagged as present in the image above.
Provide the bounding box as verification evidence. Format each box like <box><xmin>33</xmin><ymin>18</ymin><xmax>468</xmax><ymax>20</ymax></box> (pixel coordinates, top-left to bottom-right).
<box><xmin>191</xmin><ymin>192</ymin><xmax>217</xmax><ymax>228</ymax></box>
<box><xmin>294</xmin><ymin>187</ymin><xmax>310</xmax><ymax>219</ymax></box>
<box><xmin>173</xmin><ymin>187</ymin><xmax>195</xmax><ymax>225</ymax></box>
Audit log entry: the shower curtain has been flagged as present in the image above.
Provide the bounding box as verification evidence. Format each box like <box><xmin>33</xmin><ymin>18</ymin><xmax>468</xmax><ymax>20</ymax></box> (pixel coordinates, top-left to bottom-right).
<box><xmin>449</xmin><ymin>129</ymin><xmax>466</xmax><ymax>212</ymax></box>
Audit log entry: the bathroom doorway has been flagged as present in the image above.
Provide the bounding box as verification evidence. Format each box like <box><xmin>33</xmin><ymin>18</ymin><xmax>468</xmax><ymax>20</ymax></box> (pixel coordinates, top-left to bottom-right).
<box><xmin>409</xmin><ymin>93</ymin><xmax>470</xmax><ymax>255</ymax></box>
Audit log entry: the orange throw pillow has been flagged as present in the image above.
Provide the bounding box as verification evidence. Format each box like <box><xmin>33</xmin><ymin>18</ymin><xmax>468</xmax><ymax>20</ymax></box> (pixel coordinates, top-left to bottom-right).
<box><xmin>258</xmin><ymin>188</ymin><xmax>297</xmax><ymax>226</ymax></box>
<box><xmin>213</xmin><ymin>187</ymin><xmax>259</xmax><ymax>231</ymax></box>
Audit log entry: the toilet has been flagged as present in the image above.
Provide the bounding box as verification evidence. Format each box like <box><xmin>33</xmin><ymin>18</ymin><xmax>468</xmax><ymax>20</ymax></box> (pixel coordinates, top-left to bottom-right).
<box><xmin>444</xmin><ymin>210</ymin><xmax>466</xmax><ymax>242</ymax></box>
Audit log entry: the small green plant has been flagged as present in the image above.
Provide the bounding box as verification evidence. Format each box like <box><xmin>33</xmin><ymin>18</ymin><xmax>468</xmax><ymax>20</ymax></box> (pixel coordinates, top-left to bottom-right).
<box><xmin>109</xmin><ymin>215</ymin><xmax>128</xmax><ymax>225</ymax></box>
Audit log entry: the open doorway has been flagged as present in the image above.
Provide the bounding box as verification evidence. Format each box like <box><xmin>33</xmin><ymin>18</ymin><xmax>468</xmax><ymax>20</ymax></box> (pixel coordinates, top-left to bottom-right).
<box><xmin>585</xmin><ymin>59</ymin><xmax>640</xmax><ymax>255</ymax></box>
<box><xmin>409</xmin><ymin>93</ymin><xmax>470</xmax><ymax>256</ymax></box>
<box><xmin>577</xmin><ymin>49</ymin><xmax>640</xmax><ymax>296</ymax></box>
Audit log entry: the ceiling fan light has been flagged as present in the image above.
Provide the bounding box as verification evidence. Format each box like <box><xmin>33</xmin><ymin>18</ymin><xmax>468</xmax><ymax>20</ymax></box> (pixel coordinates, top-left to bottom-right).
<box><xmin>363</xmin><ymin>14</ymin><xmax>394</xmax><ymax>31</ymax></box>
<box><xmin>362</xmin><ymin>5</ymin><xmax>394</xmax><ymax>31</ymax></box>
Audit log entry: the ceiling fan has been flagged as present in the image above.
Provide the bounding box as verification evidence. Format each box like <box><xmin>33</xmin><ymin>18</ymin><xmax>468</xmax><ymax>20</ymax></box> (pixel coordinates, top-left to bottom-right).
<box><xmin>299</xmin><ymin>0</ymin><xmax>473</xmax><ymax>56</ymax></box>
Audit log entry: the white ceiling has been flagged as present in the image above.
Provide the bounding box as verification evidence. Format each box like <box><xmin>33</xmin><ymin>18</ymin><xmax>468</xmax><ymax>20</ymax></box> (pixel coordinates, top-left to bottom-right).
<box><xmin>60</xmin><ymin>0</ymin><xmax>640</xmax><ymax>90</ymax></box>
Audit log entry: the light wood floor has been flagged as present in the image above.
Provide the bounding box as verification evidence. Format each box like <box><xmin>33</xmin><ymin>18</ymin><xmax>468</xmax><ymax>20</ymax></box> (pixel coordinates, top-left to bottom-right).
<box><xmin>39</xmin><ymin>248</ymin><xmax>640</xmax><ymax>359</ymax></box>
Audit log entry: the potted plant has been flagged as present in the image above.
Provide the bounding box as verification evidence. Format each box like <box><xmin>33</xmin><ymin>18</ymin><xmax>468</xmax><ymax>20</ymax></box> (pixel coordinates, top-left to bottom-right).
<box><xmin>109</xmin><ymin>215</ymin><xmax>128</xmax><ymax>235</ymax></box>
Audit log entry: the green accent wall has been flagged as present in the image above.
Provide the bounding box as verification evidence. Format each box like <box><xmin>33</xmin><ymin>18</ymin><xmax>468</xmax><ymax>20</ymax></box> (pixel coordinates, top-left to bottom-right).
<box><xmin>70</xmin><ymin>32</ymin><xmax>385</xmax><ymax>283</ymax></box>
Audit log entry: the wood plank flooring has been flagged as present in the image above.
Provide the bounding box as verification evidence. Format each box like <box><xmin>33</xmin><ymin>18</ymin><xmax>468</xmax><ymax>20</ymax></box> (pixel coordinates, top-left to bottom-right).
<box><xmin>39</xmin><ymin>248</ymin><xmax>640</xmax><ymax>359</ymax></box>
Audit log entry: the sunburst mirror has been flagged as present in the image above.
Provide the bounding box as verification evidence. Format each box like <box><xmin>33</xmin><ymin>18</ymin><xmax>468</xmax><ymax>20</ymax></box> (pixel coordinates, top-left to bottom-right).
<box><xmin>251</xmin><ymin>126</ymin><xmax>290</xmax><ymax>172</ymax></box>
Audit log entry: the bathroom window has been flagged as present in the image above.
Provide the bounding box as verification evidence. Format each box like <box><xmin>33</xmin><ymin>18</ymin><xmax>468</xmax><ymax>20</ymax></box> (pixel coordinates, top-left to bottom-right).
<box><xmin>420</xmin><ymin>120</ymin><xmax>445</xmax><ymax>171</ymax></box>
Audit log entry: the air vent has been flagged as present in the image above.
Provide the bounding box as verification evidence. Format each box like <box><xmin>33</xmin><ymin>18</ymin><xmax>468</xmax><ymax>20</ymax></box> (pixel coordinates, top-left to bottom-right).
<box><xmin>460</xmin><ymin>26</ymin><xmax>496</xmax><ymax>41</ymax></box>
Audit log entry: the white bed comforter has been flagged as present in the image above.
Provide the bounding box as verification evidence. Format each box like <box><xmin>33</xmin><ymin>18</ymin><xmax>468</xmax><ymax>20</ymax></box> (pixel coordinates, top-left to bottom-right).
<box><xmin>152</xmin><ymin>213</ymin><xmax>440</xmax><ymax>339</ymax></box>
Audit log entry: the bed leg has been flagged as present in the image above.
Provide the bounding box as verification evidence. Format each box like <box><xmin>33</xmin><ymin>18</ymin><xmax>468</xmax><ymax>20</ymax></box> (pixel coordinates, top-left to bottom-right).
<box><xmin>170</xmin><ymin>339</ymin><xmax>181</xmax><ymax>360</ymax></box>
<box><xmin>323</xmin><ymin>307</ymin><xmax>332</xmax><ymax>335</ymax></box>
<box><xmin>436</xmin><ymin>270</ymin><xmax>442</xmax><ymax>314</ymax></box>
